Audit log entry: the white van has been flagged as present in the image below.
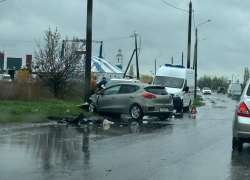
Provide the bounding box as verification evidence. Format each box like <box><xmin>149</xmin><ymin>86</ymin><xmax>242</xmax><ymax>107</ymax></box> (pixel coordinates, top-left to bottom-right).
<box><xmin>227</xmin><ymin>83</ymin><xmax>241</xmax><ymax>98</ymax></box>
<box><xmin>152</xmin><ymin>64</ymin><xmax>195</xmax><ymax>112</ymax></box>
<box><xmin>0</xmin><ymin>74</ymin><xmax>12</xmax><ymax>82</ymax></box>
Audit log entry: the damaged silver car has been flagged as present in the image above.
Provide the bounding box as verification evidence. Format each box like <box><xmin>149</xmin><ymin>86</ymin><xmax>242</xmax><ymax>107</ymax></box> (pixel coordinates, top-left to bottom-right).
<box><xmin>89</xmin><ymin>83</ymin><xmax>174</xmax><ymax>120</ymax></box>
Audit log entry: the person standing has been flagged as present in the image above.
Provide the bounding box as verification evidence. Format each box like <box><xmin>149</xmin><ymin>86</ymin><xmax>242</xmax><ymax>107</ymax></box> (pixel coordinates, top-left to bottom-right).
<box><xmin>98</xmin><ymin>77</ymin><xmax>107</xmax><ymax>89</ymax></box>
<box><xmin>90</xmin><ymin>75</ymin><xmax>98</xmax><ymax>95</ymax></box>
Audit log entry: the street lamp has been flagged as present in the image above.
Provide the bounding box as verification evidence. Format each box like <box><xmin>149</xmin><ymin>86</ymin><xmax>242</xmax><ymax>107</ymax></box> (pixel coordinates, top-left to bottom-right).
<box><xmin>154</xmin><ymin>55</ymin><xmax>161</xmax><ymax>75</ymax></box>
<box><xmin>193</xmin><ymin>38</ymin><xmax>205</xmax><ymax>68</ymax></box>
<box><xmin>194</xmin><ymin>19</ymin><xmax>211</xmax><ymax>97</ymax></box>
<box><xmin>171</xmin><ymin>52</ymin><xmax>179</xmax><ymax>64</ymax></box>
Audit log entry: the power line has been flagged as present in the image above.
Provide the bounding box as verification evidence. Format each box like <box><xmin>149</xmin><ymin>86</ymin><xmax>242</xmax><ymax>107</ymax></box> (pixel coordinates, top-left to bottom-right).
<box><xmin>0</xmin><ymin>39</ymin><xmax>45</xmax><ymax>43</ymax></box>
<box><xmin>93</xmin><ymin>36</ymin><xmax>130</xmax><ymax>42</ymax></box>
<box><xmin>161</xmin><ymin>0</ymin><xmax>189</xmax><ymax>12</ymax></box>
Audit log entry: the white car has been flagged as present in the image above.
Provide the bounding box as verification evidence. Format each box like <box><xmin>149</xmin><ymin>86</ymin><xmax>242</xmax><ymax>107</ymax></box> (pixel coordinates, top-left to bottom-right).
<box><xmin>196</xmin><ymin>87</ymin><xmax>200</xmax><ymax>91</ymax></box>
<box><xmin>202</xmin><ymin>87</ymin><xmax>211</xmax><ymax>95</ymax></box>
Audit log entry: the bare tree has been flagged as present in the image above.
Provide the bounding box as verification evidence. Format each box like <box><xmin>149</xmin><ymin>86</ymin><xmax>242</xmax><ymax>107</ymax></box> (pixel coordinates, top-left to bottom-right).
<box><xmin>243</xmin><ymin>67</ymin><xmax>250</xmax><ymax>87</ymax></box>
<box><xmin>128</xmin><ymin>64</ymin><xmax>134</xmax><ymax>76</ymax></box>
<box><xmin>34</xmin><ymin>28</ymin><xmax>85</xmax><ymax>98</ymax></box>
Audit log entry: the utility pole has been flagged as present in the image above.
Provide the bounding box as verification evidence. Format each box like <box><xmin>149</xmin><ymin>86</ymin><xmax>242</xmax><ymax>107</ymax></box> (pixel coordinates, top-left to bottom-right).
<box><xmin>187</xmin><ymin>1</ymin><xmax>192</xmax><ymax>69</ymax></box>
<box><xmin>155</xmin><ymin>59</ymin><xmax>156</xmax><ymax>75</ymax></box>
<box><xmin>182</xmin><ymin>52</ymin><xmax>184</xmax><ymax>65</ymax></box>
<box><xmin>134</xmin><ymin>31</ymin><xmax>139</xmax><ymax>79</ymax></box>
<box><xmin>194</xmin><ymin>28</ymin><xmax>198</xmax><ymax>97</ymax></box>
<box><xmin>83</xmin><ymin>0</ymin><xmax>93</xmax><ymax>103</ymax></box>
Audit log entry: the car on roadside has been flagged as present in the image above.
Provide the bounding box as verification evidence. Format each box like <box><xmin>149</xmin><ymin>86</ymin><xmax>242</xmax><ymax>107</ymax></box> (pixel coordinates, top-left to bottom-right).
<box><xmin>89</xmin><ymin>83</ymin><xmax>174</xmax><ymax>120</ymax></box>
<box><xmin>202</xmin><ymin>87</ymin><xmax>211</xmax><ymax>95</ymax></box>
<box><xmin>104</xmin><ymin>78</ymin><xmax>141</xmax><ymax>88</ymax></box>
<box><xmin>232</xmin><ymin>78</ymin><xmax>250</xmax><ymax>151</ymax></box>
<box><xmin>217</xmin><ymin>86</ymin><xmax>226</xmax><ymax>94</ymax></box>
<box><xmin>196</xmin><ymin>87</ymin><xmax>200</xmax><ymax>91</ymax></box>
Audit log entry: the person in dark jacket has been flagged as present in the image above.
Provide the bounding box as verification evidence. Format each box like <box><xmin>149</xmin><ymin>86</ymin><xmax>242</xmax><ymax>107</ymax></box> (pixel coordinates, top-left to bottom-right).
<box><xmin>98</xmin><ymin>77</ymin><xmax>107</xmax><ymax>89</ymax></box>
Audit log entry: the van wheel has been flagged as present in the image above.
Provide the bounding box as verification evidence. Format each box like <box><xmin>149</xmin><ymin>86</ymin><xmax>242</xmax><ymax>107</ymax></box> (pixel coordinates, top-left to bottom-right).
<box><xmin>177</xmin><ymin>102</ymin><xmax>183</xmax><ymax>113</ymax></box>
<box><xmin>183</xmin><ymin>102</ymin><xmax>191</xmax><ymax>112</ymax></box>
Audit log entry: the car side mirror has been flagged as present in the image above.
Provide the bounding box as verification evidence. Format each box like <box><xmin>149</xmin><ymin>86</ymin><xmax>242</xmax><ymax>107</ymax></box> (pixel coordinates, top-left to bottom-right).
<box><xmin>184</xmin><ymin>87</ymin><xmax>189</xmax><ymax>92</ymax></box>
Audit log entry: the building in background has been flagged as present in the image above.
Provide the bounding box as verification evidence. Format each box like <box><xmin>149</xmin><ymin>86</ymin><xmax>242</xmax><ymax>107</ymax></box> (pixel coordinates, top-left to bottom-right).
<box><xmin>116</xmin><ymin>48</ymin><xmax>123</xmax><ymax>70</ymax></box>
<box><xmin>26</xmin><ymin>55</ymin><xmax>32</xmax><ymax>69</ymax></box>
<box><xmin>7</xmin><ymin>57</ymin><xmax>22</xmax><ymax>69</ymax></box>
<box><xmin>0</xmin><ymin>53</ymin><xmax>4</xmax><ymax>70</ymax></box>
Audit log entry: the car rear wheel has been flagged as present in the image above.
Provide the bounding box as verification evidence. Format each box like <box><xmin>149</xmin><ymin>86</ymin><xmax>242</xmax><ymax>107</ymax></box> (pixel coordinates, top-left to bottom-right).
<box><xmin>236</xmin><ymin>141</ymin><xmax>243</xmax><ymax>151</ymax></box>
<box><xmin>129</xmin><ymin>104</ymin><xmax>143</xmax><ymax>120</ymax></box>
<box><xmin>89</xmin><ymin>101</ymin><xmax>97</xmax><ymax>113</ymax></box>
<box><xmin>232</xmin><ymin>138</ymin><xmax>243</xmax><ymax>152</ymax></box>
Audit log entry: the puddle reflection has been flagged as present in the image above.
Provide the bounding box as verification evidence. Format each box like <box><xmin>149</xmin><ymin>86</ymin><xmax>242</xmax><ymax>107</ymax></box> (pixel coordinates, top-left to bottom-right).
<box><xmin>0</xmin><ymin>119</ymin><xmax>175</xmax><ymax>178</ymax></box>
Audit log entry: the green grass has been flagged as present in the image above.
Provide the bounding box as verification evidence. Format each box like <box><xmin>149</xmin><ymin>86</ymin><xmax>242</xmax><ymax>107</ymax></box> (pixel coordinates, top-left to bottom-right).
<box><xmin>0</xmin><ymin>99</ymin><xmax>90</xmax><ymax>124</ymax></box>
<box><xmin>193</xmin><ymin>95</ymin><xmax>205</xmax><ymax>106</ymax></box>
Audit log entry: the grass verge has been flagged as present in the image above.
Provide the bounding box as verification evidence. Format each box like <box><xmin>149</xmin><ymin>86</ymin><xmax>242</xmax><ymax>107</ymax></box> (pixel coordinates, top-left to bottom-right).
<box><xmin>193</xmin><ymin>95</ymin><xmax>205</xmax><ymax>107</ymax></box>
<box><xmin>0</xmin><ymin>99</ymin><xmax>90</xmax><ymax>124</ymax></box>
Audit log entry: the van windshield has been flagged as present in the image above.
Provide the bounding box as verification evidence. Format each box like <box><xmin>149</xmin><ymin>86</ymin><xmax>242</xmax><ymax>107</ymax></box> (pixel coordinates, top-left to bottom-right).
<box><xmin>153</xmin><ymin>76</ymin><xmax>184</xmax><ymax>89</ymax></box>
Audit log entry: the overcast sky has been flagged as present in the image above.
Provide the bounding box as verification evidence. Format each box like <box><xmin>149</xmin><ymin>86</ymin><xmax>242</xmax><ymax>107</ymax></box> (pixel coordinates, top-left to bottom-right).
<box><xmin>0</xmin><ymin>0</ymin><xmax>249</xmax><ymax>82</ymax></box>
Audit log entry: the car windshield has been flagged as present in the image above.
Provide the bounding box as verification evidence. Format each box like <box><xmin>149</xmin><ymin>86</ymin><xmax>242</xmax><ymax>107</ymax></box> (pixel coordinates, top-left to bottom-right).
<box><xmin>153</xmin><ymin>76</ymin><xmax>184</xmax><ymax>89</ymax></box>
<box><xmin>203</xmin><ymin>87</ymin><xmax>210</xmax><ymax>90</ymax></box>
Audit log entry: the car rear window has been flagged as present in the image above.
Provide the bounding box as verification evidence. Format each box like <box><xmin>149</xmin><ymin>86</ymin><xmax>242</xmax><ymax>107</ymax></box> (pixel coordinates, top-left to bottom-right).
<box><xmin>144</xmin><ymin>86</ymin><xmax>167</xmax><ymax>95</ymax></box>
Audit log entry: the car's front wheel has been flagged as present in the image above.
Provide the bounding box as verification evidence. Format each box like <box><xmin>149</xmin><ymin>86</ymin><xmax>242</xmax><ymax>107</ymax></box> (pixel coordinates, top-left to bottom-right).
<box><xmin>89</xmin><ymin>101</ymin><xmax>97</xmax><ymax>113</ymax></box>
<box><xmin>129</xmin><ymin>104</ymin><xmax>143</xmax><ymax>120</ymax></box>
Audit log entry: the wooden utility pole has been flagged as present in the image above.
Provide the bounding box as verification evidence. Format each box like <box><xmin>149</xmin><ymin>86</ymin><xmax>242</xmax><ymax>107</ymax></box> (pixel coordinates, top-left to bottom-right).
<box><xmin>83</xmin><ymin>0</ymin><xmax>93</xmax><ymax>103</ymax></box>
<box><xmin>182</xmin><ymin>51</ymin><xmax>184</xmax><ymax>65</ymax></box>
<box><xmin>134</xmin><ymin>31</ymin><xmax>139</xmax><ymax>79</ymax></box>
<box><xmin>187</xmin><ymin>1</ymin><xmax>192</xmax><ymax>69</ymax></box>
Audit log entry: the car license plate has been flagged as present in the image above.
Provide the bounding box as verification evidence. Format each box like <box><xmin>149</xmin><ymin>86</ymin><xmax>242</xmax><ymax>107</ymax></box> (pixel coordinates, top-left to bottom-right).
<box><xmin>160</xmin><ymin>108</ymin><xmax>169</xmax><ymax>112</ymax></box>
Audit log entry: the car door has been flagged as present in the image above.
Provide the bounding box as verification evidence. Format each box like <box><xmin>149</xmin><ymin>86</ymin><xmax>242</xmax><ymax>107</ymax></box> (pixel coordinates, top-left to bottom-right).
<box><xmin>115</xmin><ymin>85</ymin><xmax>139</xmax><ymax>114</ymax></box>
<box><xmin>97</xmin><ymin>85</ymin><xmax>121</xmax><ymax>112</ymax></box>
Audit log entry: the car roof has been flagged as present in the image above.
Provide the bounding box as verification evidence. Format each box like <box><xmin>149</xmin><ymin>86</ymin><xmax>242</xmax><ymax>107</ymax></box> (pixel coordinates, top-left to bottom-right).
<box><xmin>107</xmin><ymin>82</ymin><xmax>163</xmax><ymax>88</ymax></box>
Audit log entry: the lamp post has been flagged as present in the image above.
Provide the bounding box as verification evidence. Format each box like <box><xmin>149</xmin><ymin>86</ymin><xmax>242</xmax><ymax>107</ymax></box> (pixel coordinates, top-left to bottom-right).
<box><xmin>154</xmin><ymin>55</ymin><xmax>161</xmax><ymax>75</ymax></box>
<box><xmin>194</xmin><ymin>19</ymin><xmax>211</xmax><ymax>97</ymax></box>
<box><xmin>171</xmin><ymin>52</ymin><xmax>179</xmax><ymax>64</ymax></box>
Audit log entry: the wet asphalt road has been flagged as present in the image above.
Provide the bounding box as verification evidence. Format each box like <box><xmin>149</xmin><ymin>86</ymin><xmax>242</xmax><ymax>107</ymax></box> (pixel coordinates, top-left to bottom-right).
<box><xmin>0</xmin><ymin>92</ymin><xmax>249</xmax><ymax>180</ymax></box>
